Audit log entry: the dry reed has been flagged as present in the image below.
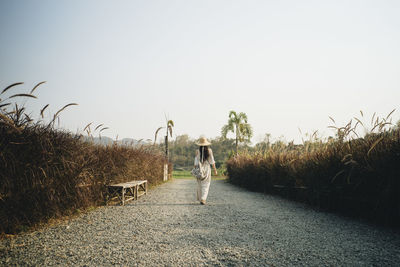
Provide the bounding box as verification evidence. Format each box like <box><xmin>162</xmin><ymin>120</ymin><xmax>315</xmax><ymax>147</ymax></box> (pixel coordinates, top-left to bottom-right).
<box><xmin>227</xmin><ymin>111</ymin><xmax>400</xmax><ymax>226</ymax></box>
<box><xmin>0</xmin><ymin>82</ymin><xmax>167</xmax><ymax>234</ymax></box>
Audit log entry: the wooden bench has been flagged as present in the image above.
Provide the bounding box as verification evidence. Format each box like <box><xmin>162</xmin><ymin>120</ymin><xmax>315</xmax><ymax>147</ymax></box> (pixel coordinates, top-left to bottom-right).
<box><xmin>106</xmin><ymin>180</ymin><xmax>148</xmax><ymax>205</ymax></box>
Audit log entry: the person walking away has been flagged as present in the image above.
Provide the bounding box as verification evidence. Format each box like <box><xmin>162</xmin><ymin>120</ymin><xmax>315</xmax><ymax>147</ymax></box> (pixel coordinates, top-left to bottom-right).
<box><xmin>194</xmin><ymin>136</ymin><xmax>217</xmax><ymax>205</ymax></box>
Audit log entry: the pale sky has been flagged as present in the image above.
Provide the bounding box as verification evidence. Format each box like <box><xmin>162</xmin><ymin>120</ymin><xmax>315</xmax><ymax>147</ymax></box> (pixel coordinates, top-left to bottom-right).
<box><xmin>1</xmin><ymin>0</ymin><xmax>399</xmax><ymax>144</ymax></box>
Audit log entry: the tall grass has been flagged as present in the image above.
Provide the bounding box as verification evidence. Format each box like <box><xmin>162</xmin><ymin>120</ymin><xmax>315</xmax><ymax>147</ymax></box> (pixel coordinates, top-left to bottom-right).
<box><xmin>227</xmin><ymin>112</ymin><xmax>400</xmax><ymax>226</ymax></box>
<box><xmin>0</xmin><ymin>82</ymin><xmax>167</xmax><ymax>234</ymax></box>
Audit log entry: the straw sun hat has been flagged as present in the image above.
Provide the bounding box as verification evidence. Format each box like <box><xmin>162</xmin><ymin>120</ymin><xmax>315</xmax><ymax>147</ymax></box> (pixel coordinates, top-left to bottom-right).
<box><xmin>196</xmin><ymin>136</ymin><xmax>211</xmax><ymax>146</ymax></box>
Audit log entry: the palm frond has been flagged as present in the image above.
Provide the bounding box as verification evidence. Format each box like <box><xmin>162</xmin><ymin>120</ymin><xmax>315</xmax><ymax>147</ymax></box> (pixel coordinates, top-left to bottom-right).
<box><xmin>229</xmin><ymin>110</ymin><xmax>237</xmax><ymax>119</ymax></box>
<box><xmin>168</xmin><ymin>125</ymin><xmax>173</xmax><ymax>137</ymax></box>
<box><xmin>221</xmin><ymin>124</ymin><xmax>234</xmax><ymax>138</ymax></box>
<box><xmin>154</xmin><ymin>127</ymin><xmax>164</xmax><ymax>144</ymax></box>
<box><xmin>239</xmin><ymin>112</ymin><xmax>248</xmax><ymax>123</ymax></box>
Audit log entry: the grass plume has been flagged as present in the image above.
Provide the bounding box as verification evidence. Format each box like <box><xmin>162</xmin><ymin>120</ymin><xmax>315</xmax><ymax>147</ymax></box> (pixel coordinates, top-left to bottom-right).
<box><xmin>0</xmin><ymin>82</ymin><xmax>168</xmax><ymax>235</ymax></box>
<box><xmin>227</xmin><ymin>111</ymin><xmax>400</xmax><ymax>226</ymax></box>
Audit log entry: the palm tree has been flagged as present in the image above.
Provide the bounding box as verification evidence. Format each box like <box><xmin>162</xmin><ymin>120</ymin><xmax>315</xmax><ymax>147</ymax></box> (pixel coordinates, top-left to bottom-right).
<box><xmin>154</xmin><ymin>119</ymin><xmax>174</xmax><ymax>160</ymax></box>
<box><xmin>221</xmin><ymin>110</ymin><xmax>253</xmax><ymax>155</ymax></box>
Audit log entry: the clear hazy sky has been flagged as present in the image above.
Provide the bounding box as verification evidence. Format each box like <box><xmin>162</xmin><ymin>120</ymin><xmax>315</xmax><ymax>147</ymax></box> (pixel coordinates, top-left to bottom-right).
<box><xmin>1</xmin><ymin>0</ymin><xmax>399</xmax><ymax>144</ymax></box>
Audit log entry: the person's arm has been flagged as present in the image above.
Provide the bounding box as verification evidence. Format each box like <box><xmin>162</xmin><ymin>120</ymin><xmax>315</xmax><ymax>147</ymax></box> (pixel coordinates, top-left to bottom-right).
<box><xmin>194</xmin><ymin>150</ymin><xmax>199</xmax><ymax>167</ymax></box>
<box><xmin>209</xmin><ymin>148</ymin><xmax>218</xmax><ymax>175</ymax></box>
<box><xmin>212</xmin><ymin>163</ymin><xmax>218</xmax><ymax>176</ymax></box>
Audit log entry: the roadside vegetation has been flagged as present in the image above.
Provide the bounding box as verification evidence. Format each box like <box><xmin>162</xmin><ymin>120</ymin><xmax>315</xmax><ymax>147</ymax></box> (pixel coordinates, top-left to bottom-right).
<box><xmin>136</xmin><ymin>109</ymin><xmax>400</xmax><ymax>226</ymax></box>
<box><xmin>0</xmin><ymin>82</ymin><xmax>168</xmax><ymax>235</ymax></box>
<box><xmin>168</xmin><ymin>110</ymin><xmax>253</xmax><ymax>173</ymax></box>
<box><xmin>172</xmin><ymin>169</ymin><xmax>226</xmax><ymax>180</ymax></box>
<box><xmin>226</xmin><ymin>111</ymin><xmax>400</xmax><ymax>226</ymax></box>
<box><xmin>2</xmin><ymin>82</ymin><xmax>398</xmax><ymax>235</ymax></box>
<box><xmin>168</xmin><ymin>134</ymin><xmax>239</xmax><ymax>176</ymax></box>
<box><xmin>221</xmin><ymin>110</ymin><xmax>253</xmax><ymax>156</ymax></box>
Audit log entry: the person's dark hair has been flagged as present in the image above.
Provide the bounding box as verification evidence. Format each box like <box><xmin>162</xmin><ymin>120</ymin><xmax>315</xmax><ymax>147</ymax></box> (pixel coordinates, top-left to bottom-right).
<box><xmin>199</xmin><ymin>146</ymin><xmax>210</xmax><ymax>163</ymax></box>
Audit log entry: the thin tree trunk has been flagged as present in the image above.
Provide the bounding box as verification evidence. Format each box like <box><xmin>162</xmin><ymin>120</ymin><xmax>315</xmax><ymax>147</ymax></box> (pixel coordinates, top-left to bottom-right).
<box><xmin>165</xmin><ymin>135</ymin><xmax>168</xmax><ymax>159</ymax></box>
<box><xmin>235</xmin><ymin>125</ymin><xmax>238</xmax><ymax>156</ymax></box>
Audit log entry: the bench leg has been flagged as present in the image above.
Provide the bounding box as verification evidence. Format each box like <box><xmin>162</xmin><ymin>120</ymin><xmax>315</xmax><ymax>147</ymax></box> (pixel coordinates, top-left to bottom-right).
<box><xmin>105</xmin><ymin>194</ymin><xmax>109</xmax><ymax>206</ymax></box>
<box><xmin>121</xmin><ymin>188</ymin><xmax>125</xmax><ymax>206</ymax></box>
<box><xmin>135</xmin><ymin>185</ymin><xmax>138</xmax><ymax>200</ymax></box>
<box><xmin>145</xmin><ymin>182</ymin><xmax>148</xmax><ymax>195</ymax></box>
<box><xmin>128</xmin><ymin>187</ymin><xmax>134</xmax><ymax>200</ymax></box>
<box><xmin>106</xmin><ymin>187</ymin><xmax>119</xmax><ymax>205</ymax></box>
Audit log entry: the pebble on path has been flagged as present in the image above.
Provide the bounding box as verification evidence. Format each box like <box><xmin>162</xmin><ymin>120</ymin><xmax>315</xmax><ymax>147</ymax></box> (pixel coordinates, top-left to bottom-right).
<box><xmin>1</xmin><ymin>179</ymin><xmax>399</xmax><ymax>266</ymax></box>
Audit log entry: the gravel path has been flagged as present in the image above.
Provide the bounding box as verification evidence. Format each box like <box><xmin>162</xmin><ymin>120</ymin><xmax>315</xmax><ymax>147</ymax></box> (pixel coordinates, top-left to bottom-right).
<box><xmin>1</xmin><ymin>178</ymin><xmax>400</xmax><ymax>266</ymax></box>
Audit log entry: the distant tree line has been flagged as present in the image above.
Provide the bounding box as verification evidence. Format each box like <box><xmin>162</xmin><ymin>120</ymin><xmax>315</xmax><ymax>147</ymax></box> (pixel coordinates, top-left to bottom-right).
<box><xmin>166</xmin><ymin>135</ymin><xmax>237</xmax><ymax>170</ymax></box>
<box><xmin>158</xmin><ymin>110</ymin><xmax>254</xmax><ymax>170</ymax></box>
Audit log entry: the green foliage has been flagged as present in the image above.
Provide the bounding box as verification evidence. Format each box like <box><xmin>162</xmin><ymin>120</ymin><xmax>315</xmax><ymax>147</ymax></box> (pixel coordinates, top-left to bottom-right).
<box><xmin>167</xmin><ymin>135</ymin><xmax>236</xmax><ymax>172</ymax></box>
<box><xmin>172</xmin><ymin>170</ymin><xmax>192</xmax><ymax>178</ymax></box>
<box><xmin>221</xmin><ymin>110</ymin><xmax>253</xmax><ymax>155</ymax></box>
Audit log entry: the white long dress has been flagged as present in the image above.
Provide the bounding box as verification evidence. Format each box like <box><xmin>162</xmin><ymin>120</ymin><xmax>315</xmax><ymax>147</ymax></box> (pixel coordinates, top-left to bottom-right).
<box><xmin>194</xmin><ymin>148</ymin><xmax>215</xmax><ymax>202</ymax></box>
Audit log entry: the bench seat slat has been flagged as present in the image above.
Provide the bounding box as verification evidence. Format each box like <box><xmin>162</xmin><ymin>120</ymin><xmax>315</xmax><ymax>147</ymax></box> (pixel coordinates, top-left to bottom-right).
<box><xmin>108</xmin><ymin>180</ymin><xmax>147</xmax><ymax>188</ymax></box>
